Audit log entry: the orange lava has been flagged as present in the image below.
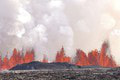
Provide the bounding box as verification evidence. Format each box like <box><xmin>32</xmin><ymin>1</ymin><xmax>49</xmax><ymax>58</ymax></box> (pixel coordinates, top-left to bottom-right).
<box><xmin>75</xmin><ymin>41</ymin><xmax>116</xmax><ymax>67</ymax></box>
<box><xmin>0</xmin><ymin>41</ymin><xmax>117</xmax><ymax>70</ymax></box>
<box><xmin>55</xmin><ymin>47</ymin><xmax>71</xmax><ymax>63</ymax></box>
<box><xmin>42</xmin><ymin>55</ymin><xmax>48</xmax><ymax>63</ymax></box>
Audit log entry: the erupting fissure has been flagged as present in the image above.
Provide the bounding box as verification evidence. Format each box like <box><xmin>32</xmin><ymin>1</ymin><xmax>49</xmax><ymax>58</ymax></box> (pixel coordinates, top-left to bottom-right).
<box><xmin>0</xmin><ymin>41</ymin><xmax>117</xmax><ymax>71</ymax></box>
<box><xmin>55</xmin><ymin>47</ymin><xmax>71</xmax><ymax>63</ymax></box>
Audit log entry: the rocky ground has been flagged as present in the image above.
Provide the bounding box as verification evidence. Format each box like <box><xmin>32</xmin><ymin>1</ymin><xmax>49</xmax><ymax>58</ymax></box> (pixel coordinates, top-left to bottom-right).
<box><xmin>0</xmin><ymin>68</ymin><xmax>120</xmax><ymax>80</ymax></box>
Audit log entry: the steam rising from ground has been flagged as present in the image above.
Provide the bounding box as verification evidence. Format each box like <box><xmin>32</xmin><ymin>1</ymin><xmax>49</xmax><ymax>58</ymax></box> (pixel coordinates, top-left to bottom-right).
<box><xmin>0</xmin><ymin>0</ymin><xmax>120</xmax><ymax>64</ymax></box>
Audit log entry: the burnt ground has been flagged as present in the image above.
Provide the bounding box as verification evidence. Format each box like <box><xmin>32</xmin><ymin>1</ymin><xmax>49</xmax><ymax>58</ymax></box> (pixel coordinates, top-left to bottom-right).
<box><xmin>0</xmin><ymin>68</ymin><xmax>120</xmax><ymax>80</ymax></box>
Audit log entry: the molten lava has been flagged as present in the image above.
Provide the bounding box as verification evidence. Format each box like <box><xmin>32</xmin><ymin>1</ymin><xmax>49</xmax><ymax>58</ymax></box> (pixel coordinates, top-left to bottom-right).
<box><xmin>74</xmin><ymin>41</ymin><xmax>117</xmax><ymax>67</ymax></box>
<box><xmin>99</xmin><ymin>41</ymin><xmax>116</xmax><ymax>67</ymax></box>
<box><xmin>3</xmin><ymin>48</ymin><xmax>35</xmax><ymax>70</ymax></box>
<box><xmin>55</xmin><ymin>47</ymin><xmax>71</xmax><ymax>63</ymax></box>
<box><xmin>0</xmin><ymin>55</ymin><xmax>2</xmax><ymax>71</ymax></box>
<box><xmin>0</xmin><ymin>41</ymin><xmax>117</xmax><ymax>70</ymax></box>
<box><xmin>9</xmin><ymin>48</ymin><xmax>21</xmax><ymax>68</ymax></box>
<box><xmin>42</xmin><ymin>55</ymin><xmax>48</xmax><ymax>63</ymax></box>
<box><xmin>88</xmin><ymin>49</ymin><xmax>99</xmax><ymax>66</ymax></box>
<box><xmin>75</xmin><ymin>49</ymin><xmax>90</xmax><ymax>66</ymax></box>
<box><xmin>24</xmin><ymin>49</ymin><xmax>35</xmax><ymax>63</ymax></box>
<box><xmin>2</xmin><ymin>55</ymin><xmax>10</xmax><ymax>70</ymax></box>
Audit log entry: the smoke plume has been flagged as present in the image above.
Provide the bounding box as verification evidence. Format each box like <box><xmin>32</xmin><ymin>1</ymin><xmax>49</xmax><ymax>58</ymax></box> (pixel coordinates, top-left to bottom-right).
<box><xmin>0</xmin><ymin>0</ymin><xmax>120</xmax><ymax>64</ymax></box>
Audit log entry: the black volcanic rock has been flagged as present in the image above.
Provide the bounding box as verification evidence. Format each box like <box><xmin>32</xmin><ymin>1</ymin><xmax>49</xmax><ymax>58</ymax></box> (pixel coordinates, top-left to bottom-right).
<box><xmin>81</xmin><ymin>65</ymin><xmax>102</xmax><ymax>68</ymax></box>
<box><xmin>10</xmin><ymin>61</ymin><xmax>81</xmax><ymax>70</ymax></box>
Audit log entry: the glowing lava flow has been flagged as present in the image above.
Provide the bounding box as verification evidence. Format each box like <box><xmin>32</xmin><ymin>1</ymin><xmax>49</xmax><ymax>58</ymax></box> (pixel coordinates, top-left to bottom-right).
<box><xmin>74</xmin><ymin>41</ymin><xmax>116</xmax><ymax>67</ymax></box>
<box><xmin>41</xmin><ymin>55</ymin><xmax>48</xmax><ymax>63</ymax></box>
<box><xmin>0</xmin><ymin>41</ymin><xmax>117</xmax><ymax>70</ymax></box>
<box><xmin>75</xmin><ymin>49</ymin><xmax>90</xmax><ymax>66</ymax></box>
<box><xmin>1</xmin><ymin>49</ymin><xmax>35</xmax><ymax>70</ymax></box>
<box><xmin>55</xmin><ymin>47</ymin><xmax>71</xmax><ymax>63</ymax></box>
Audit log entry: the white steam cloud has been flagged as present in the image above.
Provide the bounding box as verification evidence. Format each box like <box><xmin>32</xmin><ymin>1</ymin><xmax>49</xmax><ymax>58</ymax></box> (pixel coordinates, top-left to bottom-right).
<box><xmin>0</xmin><ymin>0</ymin><xmax>120</xmax><ymax>64</ymax></box>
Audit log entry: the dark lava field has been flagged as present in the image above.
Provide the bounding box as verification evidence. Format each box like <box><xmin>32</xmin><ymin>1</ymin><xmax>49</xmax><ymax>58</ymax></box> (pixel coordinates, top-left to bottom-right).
<box><xmin>0</xmin><ymin>68</ymin><xmax>120</xmax><ymax>80</ymax></box>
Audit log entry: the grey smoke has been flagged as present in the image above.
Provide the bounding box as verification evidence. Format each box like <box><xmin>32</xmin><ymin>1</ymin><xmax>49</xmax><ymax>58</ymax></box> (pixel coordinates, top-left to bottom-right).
<box><xmin>0</xmin><ymin>0</ymin><xmax>120</xmax><ymax>64</ymax></box>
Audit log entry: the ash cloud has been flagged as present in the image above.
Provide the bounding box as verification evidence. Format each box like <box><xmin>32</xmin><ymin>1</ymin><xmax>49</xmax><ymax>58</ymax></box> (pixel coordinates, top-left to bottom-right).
<box><xmin>0</xmin><ymin>0</ymin><xmax>120</xmax><ymax>64</ymax></box>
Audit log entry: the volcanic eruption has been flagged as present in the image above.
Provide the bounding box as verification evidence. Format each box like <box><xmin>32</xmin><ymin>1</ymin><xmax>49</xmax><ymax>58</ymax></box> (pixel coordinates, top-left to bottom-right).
<box><xmin>0</xmin><ymin>40</ymin><xmax>117</xmax><ymax>71</ymax></box>
<box><xmin>74</xmin><ymin>41</ymin><xmax>116</xmax><ymax>67</ymax></box>
<box><xmin>55</xmin><ymin>47</ymin><xmax>71</xmax><ymax>63</ymax></box>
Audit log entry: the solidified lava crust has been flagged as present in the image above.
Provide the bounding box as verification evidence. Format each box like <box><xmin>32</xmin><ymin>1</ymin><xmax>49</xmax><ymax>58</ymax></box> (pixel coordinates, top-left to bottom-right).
<box><xmin>0</xmin><ymin>68</ymin><xmax>120</xmax><ymax>80</ymax></box>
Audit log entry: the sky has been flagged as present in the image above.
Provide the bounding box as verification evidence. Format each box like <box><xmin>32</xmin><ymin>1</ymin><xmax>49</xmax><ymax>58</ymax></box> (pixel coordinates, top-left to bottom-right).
<box><xmin>0</xmin><ymin>0</ymin><xmax>120</xmax><ymax>64</ymax></box>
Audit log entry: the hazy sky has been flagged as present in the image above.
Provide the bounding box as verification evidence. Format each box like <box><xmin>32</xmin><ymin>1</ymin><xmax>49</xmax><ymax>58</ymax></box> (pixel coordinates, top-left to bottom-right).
<box><xmin>0</xmin><ymin>0</ymin><xmax>120</xmax><ymax>64</ymax></box>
